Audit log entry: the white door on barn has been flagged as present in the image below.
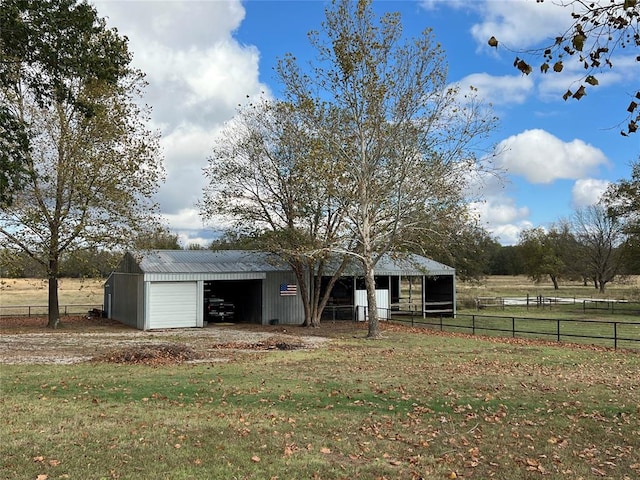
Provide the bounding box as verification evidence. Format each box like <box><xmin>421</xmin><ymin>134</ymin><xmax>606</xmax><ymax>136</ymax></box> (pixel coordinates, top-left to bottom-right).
<box><xmin>355</xmin><ymin>289</ymin><xmax>389</xmax><ymax>321</ymax></box>
<box><xmin>148</xmin><ymin>282</ymin><xmax>198</xmax><ymax>329</ymax></box>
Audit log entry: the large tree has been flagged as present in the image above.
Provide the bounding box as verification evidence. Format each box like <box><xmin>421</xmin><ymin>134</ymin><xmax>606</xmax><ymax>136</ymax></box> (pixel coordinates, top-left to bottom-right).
<box><xmin>416</xmin><ymin>217</ymin><xmax>500</xmax><ymax>282</ymax></box>
<box><xmin>277</xmin><ymin>0</ymin><xmax>497</xmax><ymax>337</ymax></box>
<box><xmin>518</xmin><ymin>223</ymin><xmax>579</xmax><ymax>289</ymax></box>
<box><xmin>489</xmin><ymin>0</ymin><xmax>639</xmax><ymax>135</ymax></box>
<box><xmin>573</xmin><ymin>204</ymin><xmax>626</xmax><ymax>293</ymax></box>
<box><xmin>0</xmin><ymin>0</ymin><xmax>164</xmax><ymax>328</ymax></box>
<box><xmin>603</xmin><ymin>157</ymin><xmax>640</xmax><ymax>272</ymax></box>
<box><xmin>201</xmin><ymin>98</ymin><xmax>352</xmax><ymax>327</ymax></box>
<box><xmin>604</xmin><ymin>157</ymin><xmax>640</xmax><ymax>227</ymax></box>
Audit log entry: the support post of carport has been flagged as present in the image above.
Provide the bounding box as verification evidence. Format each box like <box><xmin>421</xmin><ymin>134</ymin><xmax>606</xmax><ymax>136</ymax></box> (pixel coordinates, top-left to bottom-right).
<box><xmin>422</xmin><ymin>275</ymin><xmax>426</xmax><ymax>319</ymax></box>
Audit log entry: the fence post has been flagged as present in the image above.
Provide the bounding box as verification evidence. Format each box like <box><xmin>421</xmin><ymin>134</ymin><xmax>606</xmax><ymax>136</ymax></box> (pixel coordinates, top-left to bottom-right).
<box><xmin>512</xmin><ymin>317</ymin><xmax>515</xmax><ymax>338</ymax></box>
<box><xmin>614</xmin><ymin>322</ymin><xmax>617</xmax><ymax>350</ymax></box>
<box><xmin>440</xmin><ymin>315</ymin><xmax>443</xmax><ymax>331</ymax></box>
<box><xmin>557</xmin><ymin>320</ymin><xmax>560</xmax><ymax>343</ymax></box>
<box><xmin>472</xmin><ymin>315</ymin><xmax>476</xmax><ymax>335</ymax></box>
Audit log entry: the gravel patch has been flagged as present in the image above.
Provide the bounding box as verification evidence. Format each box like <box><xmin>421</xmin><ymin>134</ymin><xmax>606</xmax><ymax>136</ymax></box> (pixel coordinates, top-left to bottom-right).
<box><xmin>0</xmin><ymin>317</ymin><xmax>329</xmax><ymax>365</ymax></box>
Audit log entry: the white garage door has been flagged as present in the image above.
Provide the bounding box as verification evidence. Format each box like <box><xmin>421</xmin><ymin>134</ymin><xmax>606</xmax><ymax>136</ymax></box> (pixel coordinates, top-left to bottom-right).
<box><xmin>148</xmin><ymin>282</ymin><xmax>197</xmax><ymax>329</ymax></box>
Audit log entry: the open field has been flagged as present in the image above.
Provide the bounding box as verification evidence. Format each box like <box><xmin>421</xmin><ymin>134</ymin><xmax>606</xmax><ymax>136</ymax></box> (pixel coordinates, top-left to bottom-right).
<box><xmin>0</xmin><ymin>278</ymin><xmax>104</xmax><ymax>316</ymax></box>
<box><xmin>0</xmin><ymin>277</ymin><xmax>104</xmax><ymax>305</ymax></box>
<box><xmin>457</xmin><ymin>275</ymin><xmax>640</xmax><ymax>305</ymax></box>
<box><xmin>1</xmin><ymin>322</ymin><xmax>639</xmax><ymax>479</ymax></box>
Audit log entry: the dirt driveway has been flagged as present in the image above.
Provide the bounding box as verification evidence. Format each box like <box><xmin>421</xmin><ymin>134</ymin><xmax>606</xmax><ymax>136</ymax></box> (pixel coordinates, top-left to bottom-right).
<box><xmin>0</xmin><ymin>316</ymin><xmax>339</xmax><ymax>365</ymax></box>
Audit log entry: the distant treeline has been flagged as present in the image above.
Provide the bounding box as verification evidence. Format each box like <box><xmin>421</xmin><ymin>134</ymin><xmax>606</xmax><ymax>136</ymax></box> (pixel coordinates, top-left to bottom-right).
<box><xmin>0</xmin><ymin>249</ymin><xmax>120</xmax><ymax>279</ymax></box>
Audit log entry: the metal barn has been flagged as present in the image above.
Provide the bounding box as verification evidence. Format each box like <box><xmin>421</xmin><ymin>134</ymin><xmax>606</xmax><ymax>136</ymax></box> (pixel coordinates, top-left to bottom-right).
<box><xmin>104</xmin><ymin>250</ymin><xmax>455</xmax><ymax>330</ymax></box>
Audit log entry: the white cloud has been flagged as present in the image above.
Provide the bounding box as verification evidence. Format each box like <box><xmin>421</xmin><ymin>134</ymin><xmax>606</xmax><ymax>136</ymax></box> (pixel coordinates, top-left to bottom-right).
<box><xmin>572</xmin><ymin>178</ymin><xmax>610</xmax><ymax>208</ymax></box>
<box><xmin>162</xmin><ymin>125</ymin><xmax>218</xmax><ymax>169</ymax></box>
<box><xmin>469</xmin><ymin>196</ymin><xmax>532</xmax><ymax>245</ymax></box>
<box><xmin>455</xmin><ymin>73</ymin><xmax>533</xmax><ymax>106</ymax></box>
<box><xmin>494</xmin><ymin>129</ymin><xmax>609</xmax><ymax>184</ymax></box>
<box><xmin>161</xmin><ymin>208</ymin><xmax>217</xmax><ymax>247</ymax></box>
<box><xmin>95</xmin><ymin>1</ymin><xmax>245</xmax><ymax>48</ymax></box>
<box><xmin>93</xmin><ymin>0</ymin><xmax>267</xmax><ymax>239</ymax></box>
<box><xmin>471</xmin><ymin>197</ymin><xmax>529</xmax><ymax>225</ymax></box>
<box><xmin>490</xmin><ymin>222</ymin><xmax>533</xmax><ymax>246</ymax></box>
<box><xmin>419</xmin><ymin>0</ymin><xmax>470</xmax><ymax>11</ymax></box>
<box><xmin>162</xmin><ymin>208</ymin><xmax>204</xmax><ymax>231</ymax></box>
<box><xmin>469</xmin><ymin>0</ymin><xmax>570</xmax><ymax>50</ymax></box>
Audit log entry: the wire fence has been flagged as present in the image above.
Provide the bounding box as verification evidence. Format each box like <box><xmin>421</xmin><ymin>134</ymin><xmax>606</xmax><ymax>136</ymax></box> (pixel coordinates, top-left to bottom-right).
<box><xmin>475</xmin><ymin>295</ymin><xmax>640</xmax><ymax>316</ymax></box>
<box><xmin>357</xmin><ymin>306</ymin><xmax>640</xmax><ymax>350</ymax></box>
<box><xmin>0</xmin><ymin>304</ymin><xmax>104</xmax><ymax>318</ymax></box>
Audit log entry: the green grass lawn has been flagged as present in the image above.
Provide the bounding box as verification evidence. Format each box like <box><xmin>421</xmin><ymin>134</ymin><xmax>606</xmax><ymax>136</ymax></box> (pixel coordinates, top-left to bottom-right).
<box><xmin>2</xmin><ymin>325</ymin><xmax>639</xmax><ymax>480</ymax></box>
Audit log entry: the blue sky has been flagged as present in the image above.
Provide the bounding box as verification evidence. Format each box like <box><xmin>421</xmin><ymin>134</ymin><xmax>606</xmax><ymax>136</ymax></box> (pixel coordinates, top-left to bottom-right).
<box><xmin>93</xmin><ymin>0</ymin><xmax>639</xmax><ymax>246</ymax></box>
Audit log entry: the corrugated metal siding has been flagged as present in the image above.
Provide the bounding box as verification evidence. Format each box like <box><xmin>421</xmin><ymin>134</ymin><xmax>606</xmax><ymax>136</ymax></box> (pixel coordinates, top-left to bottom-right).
<box><xmin>262</xmin><ymin>271</ymin><xmax>305</xmax><ymax>325</ymax></box>
<box><xmin>116</xmin><ymin>252</ymin><xmax>144</xmax><ymax>274</ymax></box>
<box><xmin>108</xmin><ymin>272</ymin><xmax>143</xmax><ymax>329</ymax></box>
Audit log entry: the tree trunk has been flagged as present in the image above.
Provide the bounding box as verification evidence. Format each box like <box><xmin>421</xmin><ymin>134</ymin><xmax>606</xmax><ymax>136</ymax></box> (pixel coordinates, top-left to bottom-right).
<box><xmin>293</xmin><ymin>262</ymin><xmax>312</xmax><ymax>327</ymax></box>
<box><xmin>598</xmin><ymin>280</ymin><xmax>607</xmax><ymax>294</ymax></box>
<box><xmin>364</xmin><ymin>259</ymin><xmax>380</xmax><ymax>338</ymax></box>
<box><xmin>308</xmin><ymin>256</ymin><xmax>350</xmax><ymax>328</ymax></box>
<box><xmin>47</xmin><ymin>258</ymin><xmax>60</xmax><ymax>328</ymax></box>
<box><xmin>550</xmin><ymin>274</ymin><xmax>559</xmax><ymax>290</ymax></box>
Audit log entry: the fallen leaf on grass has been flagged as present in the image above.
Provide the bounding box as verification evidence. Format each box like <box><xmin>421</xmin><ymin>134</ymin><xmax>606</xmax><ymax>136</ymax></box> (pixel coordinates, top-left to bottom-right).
<box><xmin>283</xmin><ymin>444</ymin><xmax>299</xmax><ymax>457</ymax></box>
<box><xmin>251</xmin><ymin>455</ymin><xmax>261</xmax><ymax>463</ymax></box>
<box><xmin>320</xmin><ymin>447</ymin><xmax>332</xmax><ymax>454</ymax></box>
<box><xmin>48</xmin><ymin>459</ymin><xmax>61</xmax><ymax>467</ymax></box>
<box><xmin>524</xmin><ymin>458</ymin><xmax>546</xmax><ymax>474</ymax></box>
<box><xmin>36</xmin><ymin>475</ymin><xmax>48</xmax><ymax>480</ymax></box>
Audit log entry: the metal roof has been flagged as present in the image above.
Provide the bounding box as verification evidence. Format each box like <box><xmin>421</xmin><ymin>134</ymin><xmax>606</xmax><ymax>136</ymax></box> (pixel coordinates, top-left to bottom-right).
<box><xmin>358</xmin><ymin>253</ymin><xmax>454</xmax><ymax>276</ymax></box>
<box><xmin>126</xmin><ymin>250</ymin><xmax>454</xmax><ymax>276</ymax></box>
<box><xmin>134</xmin><ymin>250</ymin><xmax>290</xmax><ymax>274</ymax></box>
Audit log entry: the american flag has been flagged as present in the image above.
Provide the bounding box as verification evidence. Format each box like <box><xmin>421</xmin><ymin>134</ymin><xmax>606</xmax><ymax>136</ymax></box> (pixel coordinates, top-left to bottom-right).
<box><xmin>280</xmin><ymin>283</ymin><xmax>297</xmax><ymax>296</ymax></box>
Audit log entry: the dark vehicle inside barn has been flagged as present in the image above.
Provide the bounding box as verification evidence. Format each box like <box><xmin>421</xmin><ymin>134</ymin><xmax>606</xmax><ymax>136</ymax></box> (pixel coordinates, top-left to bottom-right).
<box><xmin>205</xmin><ymin>297</ymin><xmax>235</xmax><ymax>322</ymax></box>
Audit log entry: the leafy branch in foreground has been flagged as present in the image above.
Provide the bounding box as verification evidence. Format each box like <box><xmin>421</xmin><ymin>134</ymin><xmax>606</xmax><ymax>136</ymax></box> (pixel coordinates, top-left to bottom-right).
<box><xmin>489</xmin><ymin>0</ymin><xmax>639</xmax><ymax>135</ymax></box>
